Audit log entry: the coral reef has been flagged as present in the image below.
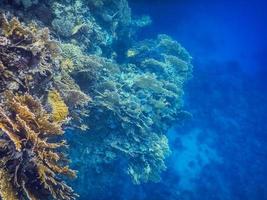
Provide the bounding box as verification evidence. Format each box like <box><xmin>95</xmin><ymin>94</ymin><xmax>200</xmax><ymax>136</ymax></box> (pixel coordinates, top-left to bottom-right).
<box><xmin>0</xmin><ymin>0</ymin><xmax>194</xmax><ymax>199</ymax></box>
<box><xmin>0</xmin><ymin>0</ymin><xmax>150</xmax><ymax>57</ymax></box>
<box><xmin>0</xmin><ymin>12</ymin><xmax>59</xmax><ymax>95</ymax></box>
<box><xmin>0</xmin><ymin>168</ymin><xmax>18</xmax><ymax>200</ymax></box>
<box><xmin>68</xmin><ymin>34</ymin><xmax>192</xmax><ymax>187</ymax></box>
<box><xmin>0</xmin><ymin>12</ymin><xmax>86</xmax><ymax>199</ymax></box>
<box><xmin>0</xmin><ymin>92</ymin><xmax>77</xmax><ymax>200</ymax></box>
<box><xmin>48</xmin><ymin>90</ymin><xmax>69</xmax><ymax>122</ymax></box>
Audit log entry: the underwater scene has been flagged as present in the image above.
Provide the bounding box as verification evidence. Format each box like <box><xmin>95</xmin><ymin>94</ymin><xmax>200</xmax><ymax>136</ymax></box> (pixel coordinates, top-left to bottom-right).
<box><xmin>0</xmin><ymin>0</ymin><xmax>266</xmax><ymax>200</ymax></box>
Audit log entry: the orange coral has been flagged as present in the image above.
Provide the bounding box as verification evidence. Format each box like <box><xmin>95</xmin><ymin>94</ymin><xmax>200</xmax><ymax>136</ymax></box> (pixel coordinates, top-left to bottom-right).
<box><xmin>0</xmin><ymin>13</ymin><xmax>32</xmax><ymax>39</ymax></box>
<box><xmin>0</xmin><ymin>92</ymin><xmax>77</xmax><ymax>200</ymax></box>
<box><xmin>0</xmin><ymin>12</ymin><xmax>85</xmax><ymax>200</ymax></box>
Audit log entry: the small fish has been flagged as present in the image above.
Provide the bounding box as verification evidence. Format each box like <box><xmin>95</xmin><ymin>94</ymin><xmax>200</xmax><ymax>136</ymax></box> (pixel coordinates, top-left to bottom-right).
<box><xmin>126</xmin><ymin>49</ymin><xmax>138</xmax><ymax>58</ymax></box>
<box><xmin>72</xmin><ymin>23</ymin><xmax>87</xmax><ymax>35</ymax></box>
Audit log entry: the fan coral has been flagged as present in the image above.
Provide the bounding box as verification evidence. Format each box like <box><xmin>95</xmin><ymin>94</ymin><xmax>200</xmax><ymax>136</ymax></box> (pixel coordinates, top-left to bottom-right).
<box><xmin>0</xmin><ymin>92</ymin><xmax>77</xmax><ymax>200</ymax></box>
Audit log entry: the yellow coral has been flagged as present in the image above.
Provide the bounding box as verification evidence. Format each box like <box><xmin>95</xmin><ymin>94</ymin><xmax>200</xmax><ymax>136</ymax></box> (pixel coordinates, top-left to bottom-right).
<box><xmin>28</xmin><ymin>22</ymin><xmax>38</xmax><ymax>34</ymax></box>
<box><xmin>0</xmin><ymin>107</ymin><xmax>22</xmax><ymax>151</ymax></box>
<box><xmin>61</xmin><ymin>58</ymin><xmax>75</xmax><ymax>72</ymax></box>
<box><xmin>126</xmin><ymin>49</ymin><xmax>138</xmax><ymax>57</ymax></box>
<box><xmin>0</xmin><ymin>13</ymin><xmax>32</xmax><ymax>39</ymax></box>
<box><xmin>48</xmin><ymin>90</ymin><xmax>69</xmax><ymax>122</ymax></box>
<box><xmin>0</xmin><ymin>92</ymin><xmax>76</xmax><ymax>200</ymax></box>
<box><xmin>0</xmin><ymin>169</ymin><xmax>18</xmax><ymax>200</ymax></box>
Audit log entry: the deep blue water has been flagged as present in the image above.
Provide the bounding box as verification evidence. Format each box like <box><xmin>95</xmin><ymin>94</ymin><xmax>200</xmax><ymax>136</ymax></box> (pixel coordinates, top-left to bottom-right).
<box><xmin>125</xmin><ymin>1</ymin><xmax>267</xmax><ymax>199</ymax></box>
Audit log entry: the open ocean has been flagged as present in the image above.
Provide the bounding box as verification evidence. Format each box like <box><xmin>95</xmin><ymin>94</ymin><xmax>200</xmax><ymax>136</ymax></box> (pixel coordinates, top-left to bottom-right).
<box><xmin>128</xmin><ymin>1</ymin><xmax>267</xmax><ymax>199</ymax></box>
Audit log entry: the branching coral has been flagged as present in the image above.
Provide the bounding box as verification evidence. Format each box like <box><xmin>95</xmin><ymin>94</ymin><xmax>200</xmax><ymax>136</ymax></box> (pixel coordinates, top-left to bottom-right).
<box><xmin>0</xmin><ymin>92</ymin><xmax>77</xmax><ymax>200</ymax></box>
<box><xmin>66</xmin><ymin>33</ymin><xmax>193</xmax><ymax>188</ymax></box>
<box><xmin>0</xmin><ymin>12</ymin><xmax>60</xmax><ymax>95</ymax></box>
<box><xmin>0</xmin><ymin>1</ymin><xmax>194</xmax><ymax>199</ymax></box>
<box><xmin>0</xmin><ymin>168</ymin><xmax>18</xmax><ymax>200</ymax></box>
<box><xmin>0</xmin><ymin>12</ymin><xmax>85</xmax><ymax>200</ymax></box>
<box><xmin>0</xmin><ymin>11</ymin><xmax>88</xmax><ymax>118</ymax></box>
<box><xmin>24</xmin><ymin>10</ymin><xmax>192</xmax><ymax>189</ymax></box>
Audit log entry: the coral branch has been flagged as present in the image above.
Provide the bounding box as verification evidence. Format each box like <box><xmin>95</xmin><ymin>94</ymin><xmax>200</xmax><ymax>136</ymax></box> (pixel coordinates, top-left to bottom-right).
<box><xmin>0</xmin><ymin>92</ymin><xmax>77</xmax><ymax>200</ymax></box>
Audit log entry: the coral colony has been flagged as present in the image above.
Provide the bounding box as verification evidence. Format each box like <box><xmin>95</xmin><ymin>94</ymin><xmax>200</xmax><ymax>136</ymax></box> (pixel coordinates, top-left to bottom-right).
<box><xmin>0</xmin><ymin>0</ymin><xmax>192</xmax><ymax>199</ymax></box>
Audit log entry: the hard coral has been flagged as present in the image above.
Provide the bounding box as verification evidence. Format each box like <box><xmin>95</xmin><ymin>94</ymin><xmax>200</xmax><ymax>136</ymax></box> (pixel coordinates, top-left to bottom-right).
<box><xmin>0</xmin><ymin>168</ymin><xmax>18</xmax><ymax>200</ymax></box>
<box><xmin>0</xmin><ymin>92</ymin><xmax>77</xmax><ymax>200</ymax></box>
<box><xmin>68</xmin><ymin>34</ymin><xmax>193</xmax><ymax>187</ymax></box>
<box><xmin>0</xmin><ymin>12</ymin><xmax>82</xmax><ymax>200</ymax></box>
<box><xmin>48</xmin><ymin>90</ymin><xmax>69</xmax><ymax>122</ymax></box>
<box><xmin>0</xmin><ymin>12</ymin><xmax>60</xmax><ymax>95</ymax></box>
<box><xmin>0</xmin><ymin>1</ymin><xmax>194</xmax><ymax>198</ymax></box>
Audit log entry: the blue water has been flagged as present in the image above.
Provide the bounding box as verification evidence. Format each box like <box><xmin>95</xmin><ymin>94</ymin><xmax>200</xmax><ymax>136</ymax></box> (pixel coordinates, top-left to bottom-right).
<box><xmin>124</xmin><ymin>1</ymin><xmax>267</xmax><ymax>199</ymax></box>
<box><xmin>0</xmin><ymin>1</ymin><xmax>266</xmax><ymax>199</ymax></box>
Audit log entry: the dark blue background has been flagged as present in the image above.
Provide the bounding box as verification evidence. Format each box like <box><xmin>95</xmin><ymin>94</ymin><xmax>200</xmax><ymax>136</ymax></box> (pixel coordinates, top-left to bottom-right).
<box><xmin>126</xmin><ymin>1</ymin><xmax>267</xmax><ymax>199</ymax></box>
<box><xmin>130</xmin><ymin>0</ymin><xmax>267</xmax><ymax>76</ymax></box>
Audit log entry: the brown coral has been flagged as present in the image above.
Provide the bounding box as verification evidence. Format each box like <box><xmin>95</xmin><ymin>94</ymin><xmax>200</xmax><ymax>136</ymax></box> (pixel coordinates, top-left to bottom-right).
<box><xmin>0</xmin><ymin>168</ymin><xmax>18</xmax><ymax>200</ymax></box>
<box><xmin>0</xmin><ymin>12</ymin><xmax>91</xmax><ymax>200</ymax></box>
<box><xmin>0</xmin><ymin>92</ymin><xmax>77</xmax><ymax>200</ymax></box>
<box><xmin>0</xmin><ymin>12</ymin><xmax>61</xmax><ymax>95</ymax></box>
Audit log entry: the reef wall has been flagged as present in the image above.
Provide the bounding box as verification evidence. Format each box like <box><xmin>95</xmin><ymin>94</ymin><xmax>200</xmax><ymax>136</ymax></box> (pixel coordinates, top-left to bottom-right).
<box><xmin>0</xmin><ymin>0</ymin><xmax>193</xmax><ymax>199</ymax></box>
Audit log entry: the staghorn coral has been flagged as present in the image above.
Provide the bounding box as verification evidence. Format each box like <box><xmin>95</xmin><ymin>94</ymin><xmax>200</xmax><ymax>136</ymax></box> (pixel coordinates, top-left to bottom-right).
<box><xmin>0</xmin><ymin>92</ymin><xmax>77</xmax><ymax>200</ymax></box>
